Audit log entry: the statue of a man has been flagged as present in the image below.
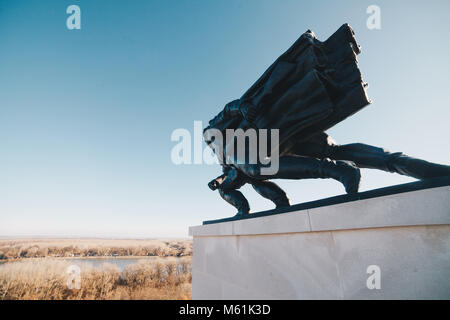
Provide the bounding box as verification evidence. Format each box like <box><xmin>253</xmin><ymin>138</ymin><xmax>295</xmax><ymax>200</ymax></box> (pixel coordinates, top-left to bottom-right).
<box><xmin>204</xmin><ymin>24</ymin><xmax>450</xmax><ymax>216</ymax></box>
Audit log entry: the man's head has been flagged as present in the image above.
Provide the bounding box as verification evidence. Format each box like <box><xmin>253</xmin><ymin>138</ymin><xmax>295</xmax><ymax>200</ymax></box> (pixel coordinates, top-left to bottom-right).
<box><xmin>203</xmin><ymin>126</ymin><xmax>225</xmax><ymax>163</ymax></box>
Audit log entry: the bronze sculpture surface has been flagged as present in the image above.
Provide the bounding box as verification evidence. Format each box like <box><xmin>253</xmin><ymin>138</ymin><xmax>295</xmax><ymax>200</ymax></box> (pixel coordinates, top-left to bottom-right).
<box><xmin>204</xmin><ymin>24</ymin><xmax>450</xmax><ymax>216</ymax></box>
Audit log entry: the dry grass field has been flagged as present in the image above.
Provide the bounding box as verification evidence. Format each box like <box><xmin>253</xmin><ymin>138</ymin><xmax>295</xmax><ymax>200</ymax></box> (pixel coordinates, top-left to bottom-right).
<box><xmin>0</xmin><ymin>238</ymin><xmax>192</xmax><ymax>259</ymax></box>
<box><xmin>0</xmin><ymin>238</ymin><xmax>192</xmax><ymax>300</ymax></box>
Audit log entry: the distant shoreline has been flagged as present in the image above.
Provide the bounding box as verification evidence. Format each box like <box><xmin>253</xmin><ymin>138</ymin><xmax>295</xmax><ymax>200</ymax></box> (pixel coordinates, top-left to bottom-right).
<box><xmin>0</xmin><ymin>238</ymin><xmax>193</xmax><ymax>261</ymax></box>
<box><xmin>0</xmin><ymin>255</ymin><xmax>190</xmax><ymax>262</ymax></box>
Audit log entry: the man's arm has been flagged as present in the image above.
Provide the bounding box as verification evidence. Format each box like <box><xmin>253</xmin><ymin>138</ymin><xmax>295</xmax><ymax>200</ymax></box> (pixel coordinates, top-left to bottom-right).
<box><xmin>208</xmin><ymin>174</ymin><xmax>226</xmax><ymax>191</ymax></box>
<box><xmin>207</xmin><ymin>167</ymin><xmax>244</xmax><ymax>191</ymax></box>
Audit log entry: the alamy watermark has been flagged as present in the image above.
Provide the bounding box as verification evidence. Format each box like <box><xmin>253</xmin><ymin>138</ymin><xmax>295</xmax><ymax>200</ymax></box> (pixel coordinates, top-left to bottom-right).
<box><xmin>66</xmin><ymin>265</ymin><xmax>81</xmax><ymax>290</ymax></box>
<box><xmin>366</xmin><ymin>265</ymin><xmax>381</xmax><ymax>290</ymax></box>
<box><xmin>64</xmin><ymin>5</ymin><xmax>381</xmax><ymax>31</ymax></box>
<box><xmin>66</xmin><ymin>5</ymin><xmax>81</xmax><ymax>30</ymax></box>
<box><xmin>170</xmin><ymin>121</ymin><xmax>280</xmax><ymax>175</ymax></box>
<box><xmin>367</xmin><ymin>5</ymin><xmax>381</xmax><ymax>30</ymax></box>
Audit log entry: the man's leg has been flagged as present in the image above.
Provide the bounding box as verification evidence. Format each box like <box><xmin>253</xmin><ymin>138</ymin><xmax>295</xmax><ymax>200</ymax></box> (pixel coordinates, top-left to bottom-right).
<box><xmin>235</xmin><ymin>155</ymin><xmax>361</xmax><ymax>194</ymax></box>
<box><xmin>328</xmin><ymin>143</ymin><xmax>450</xmax><ymax>180</ymax></box>
<box><xmin>218</xmin><ymin>189</ymin><xmax>250</xmax><ymax>216</ymax></box>
<box><xmin>291</xmin><ymin>132</ymin><xmax>450</xmax><ymax>180</ymax></box>
<box><xmin>251</xmin><ymin>180</ymin><xmax>290</xmax><ymax>209</ymax></box>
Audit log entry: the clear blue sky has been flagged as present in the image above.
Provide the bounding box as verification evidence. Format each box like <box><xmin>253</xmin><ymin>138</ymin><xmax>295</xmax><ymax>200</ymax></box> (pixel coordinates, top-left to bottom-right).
<box><xmin>1</xmin><ymin>0</ymin><xmax>449</xmax><ymax>238</ymax></box>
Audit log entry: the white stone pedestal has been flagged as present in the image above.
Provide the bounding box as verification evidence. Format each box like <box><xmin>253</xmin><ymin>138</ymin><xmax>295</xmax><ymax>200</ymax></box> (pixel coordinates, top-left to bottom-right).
<box><xmin>189</xmin><ymin>183</ymin><xmax>450</xmax><ymax>299</ymax></box>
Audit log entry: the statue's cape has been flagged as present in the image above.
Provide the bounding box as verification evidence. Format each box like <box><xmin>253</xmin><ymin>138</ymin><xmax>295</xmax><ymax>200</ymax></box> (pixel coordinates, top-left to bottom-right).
<box><xmin>209</xmin><ymin>24</ymin><xmax>371</xmax><ymax>155</ymax></box>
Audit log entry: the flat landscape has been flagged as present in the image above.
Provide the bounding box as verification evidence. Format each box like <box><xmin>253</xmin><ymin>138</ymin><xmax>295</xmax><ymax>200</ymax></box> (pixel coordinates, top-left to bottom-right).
<box><xmin>0</xmin><ymin>238</ymin><xmax>193</xmax><ymax>300</ymax></box>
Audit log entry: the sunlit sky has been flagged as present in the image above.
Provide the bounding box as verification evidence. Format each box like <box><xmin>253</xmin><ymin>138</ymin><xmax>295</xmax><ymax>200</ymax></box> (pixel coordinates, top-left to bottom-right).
<box><xmin>1</xmin><ymin>0</ymin><xmax>449</xmax><ymax>238</ymax></box>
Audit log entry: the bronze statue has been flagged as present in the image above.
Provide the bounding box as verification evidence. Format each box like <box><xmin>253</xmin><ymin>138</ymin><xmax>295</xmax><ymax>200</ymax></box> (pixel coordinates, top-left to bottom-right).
<box><xmin>205</xmin><ymin>24</ymin><xmax>450</xmax><ymax>216</ymax></box>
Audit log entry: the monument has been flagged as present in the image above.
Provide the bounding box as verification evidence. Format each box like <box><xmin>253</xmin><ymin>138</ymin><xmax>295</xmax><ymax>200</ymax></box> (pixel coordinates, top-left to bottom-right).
<box><xmin>203</xmin><ymin>23</ymin><xmax>450</xmax><ymax>216</ymax></box>
<box><xmin>192</xmin><ymin>24</ymin><xmax>450</xmax><ymax>299</ymax></box>
<box><xmin>190</xmin><ymin>176</ymin><xmax>450</xmax><ymax>299</ymax></box>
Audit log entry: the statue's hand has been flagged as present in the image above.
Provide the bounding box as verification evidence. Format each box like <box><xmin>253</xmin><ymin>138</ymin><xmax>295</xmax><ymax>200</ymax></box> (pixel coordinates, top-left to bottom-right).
<box><xmin>208</xmin><ymin>179</ymin><xmax>219</xmax><ymax>191</ymax></box>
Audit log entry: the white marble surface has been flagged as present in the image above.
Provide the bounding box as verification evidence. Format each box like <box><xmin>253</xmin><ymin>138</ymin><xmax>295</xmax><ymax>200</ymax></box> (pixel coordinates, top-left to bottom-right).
<box><xmin>190</xmin><ymin>185</ymin><xmax>450</xmax><ymax>299</ymax></box>
<box><xmin>190</xmin><ymin>185</ymin><xmax>450</xmax><ymax>236</ymax></box>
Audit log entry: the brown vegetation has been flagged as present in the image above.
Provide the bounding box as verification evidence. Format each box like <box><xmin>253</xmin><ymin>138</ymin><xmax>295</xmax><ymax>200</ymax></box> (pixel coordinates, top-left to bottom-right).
<box><xmin>0</xmin><ymin>238</ymin><xmax>192</xmax><ymax>260</ymax></box>
<box><xmin>0</xmin><ymin>257</ymin><xmax>192</xmax><ymax>300</ymax></box>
